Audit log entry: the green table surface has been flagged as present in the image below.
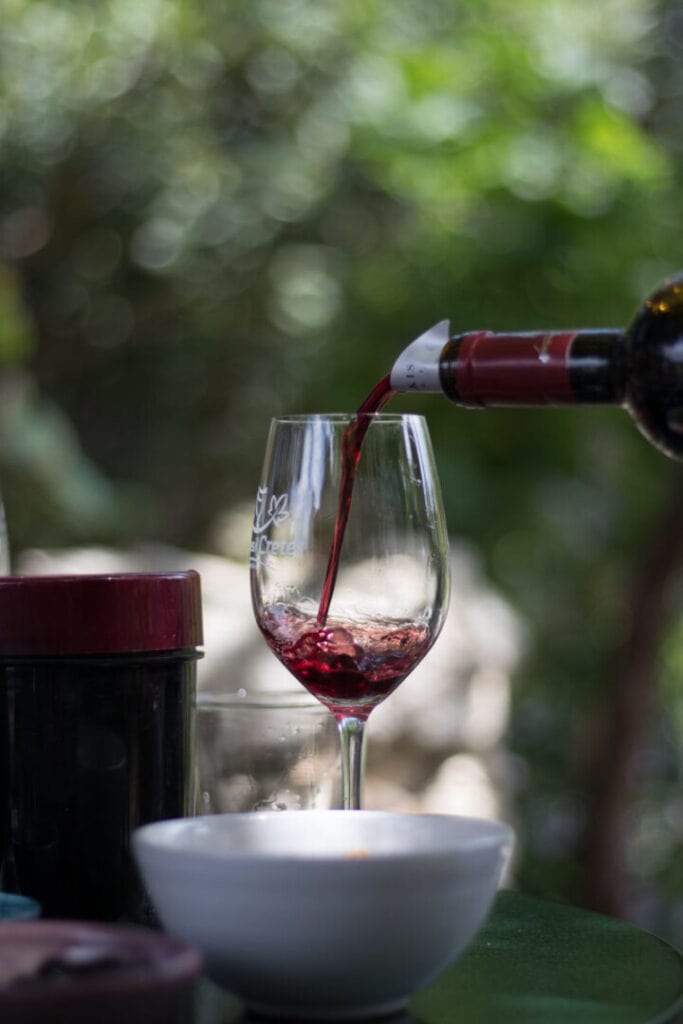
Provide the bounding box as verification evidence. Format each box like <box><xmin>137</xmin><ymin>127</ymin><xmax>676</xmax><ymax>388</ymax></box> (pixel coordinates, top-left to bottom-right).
<box><xmin>186</xmin><ymin>891</ymin><xmax>683</xmax><ymax>1024</ymax></box>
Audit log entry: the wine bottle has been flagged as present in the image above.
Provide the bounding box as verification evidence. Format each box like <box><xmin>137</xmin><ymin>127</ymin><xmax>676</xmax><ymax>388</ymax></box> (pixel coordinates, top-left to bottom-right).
<box><xmin>390</xmin><ymin>273</ymin><xmax>683</xmax><ymax>460</ymax></box>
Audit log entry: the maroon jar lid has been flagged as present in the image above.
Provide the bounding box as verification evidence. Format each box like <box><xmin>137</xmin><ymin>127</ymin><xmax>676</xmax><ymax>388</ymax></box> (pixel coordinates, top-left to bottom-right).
<box><xmin>0</xmin><ymin>571</ymin><xmax>203</xmax><ymax>656</ymax></box>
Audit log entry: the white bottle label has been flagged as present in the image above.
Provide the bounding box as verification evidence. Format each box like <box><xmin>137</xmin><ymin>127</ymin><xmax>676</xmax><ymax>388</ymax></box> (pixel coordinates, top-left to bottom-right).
<box><xmin>390</xmin><ymin>320</ymin><xmax>450</xmax><ymax>392</ymax></box>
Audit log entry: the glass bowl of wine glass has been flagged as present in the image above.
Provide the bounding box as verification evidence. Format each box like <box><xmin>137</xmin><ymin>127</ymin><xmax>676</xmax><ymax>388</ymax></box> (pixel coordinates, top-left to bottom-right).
<box><xmin>133</xmin><ymin>809</ymin><xmax>513</xmax><ymax>1020</ymax></box>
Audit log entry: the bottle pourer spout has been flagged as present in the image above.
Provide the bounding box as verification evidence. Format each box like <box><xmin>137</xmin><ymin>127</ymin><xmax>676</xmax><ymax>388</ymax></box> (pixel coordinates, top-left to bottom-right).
<box><xmin>390</xmin><ymin>320</ymin><xmax>450</xmax><ymax>392</ymax></box>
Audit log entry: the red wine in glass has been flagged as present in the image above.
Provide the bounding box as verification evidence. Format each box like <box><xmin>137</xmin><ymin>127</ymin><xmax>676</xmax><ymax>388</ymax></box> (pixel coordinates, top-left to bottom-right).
<box><xmin>262</xmin><ymin>604</ymin><xmax>430</xmax><ymax>720</ymax></box>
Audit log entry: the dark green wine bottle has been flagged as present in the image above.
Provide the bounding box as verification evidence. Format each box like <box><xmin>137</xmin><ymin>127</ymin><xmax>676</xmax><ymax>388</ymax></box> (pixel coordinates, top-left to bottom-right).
<box><xmin>390</xmin><ymin>273</ymin><xmax>683</xmax><ymax>459</ymax></box>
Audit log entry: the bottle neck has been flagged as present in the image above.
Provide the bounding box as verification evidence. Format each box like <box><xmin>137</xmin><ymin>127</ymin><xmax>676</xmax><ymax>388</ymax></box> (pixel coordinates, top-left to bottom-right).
<box><xmin>440</xmin><ymin>329</ymin><xmax>626</xmax><ymax>407</ymax></box>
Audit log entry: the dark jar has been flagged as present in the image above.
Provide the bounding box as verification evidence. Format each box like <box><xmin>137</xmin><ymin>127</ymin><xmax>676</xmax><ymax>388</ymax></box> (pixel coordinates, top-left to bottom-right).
<box><xmin>0</xmin><ymin>571</ymin><xmax>203</xmax><ymax>922</ymax></box>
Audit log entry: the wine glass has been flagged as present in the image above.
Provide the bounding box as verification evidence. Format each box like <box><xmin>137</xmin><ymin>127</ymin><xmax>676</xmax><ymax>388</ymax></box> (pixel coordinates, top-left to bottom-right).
<box><xmin>250</xmin><ymin>413</ymin><xmax>450</xmax><ymax>809</ymax></box>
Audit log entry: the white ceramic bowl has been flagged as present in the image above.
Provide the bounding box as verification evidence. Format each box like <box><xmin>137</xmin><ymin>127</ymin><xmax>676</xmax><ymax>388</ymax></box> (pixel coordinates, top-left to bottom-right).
<box><xmin>133</xmin><ymin>810</ymin><xmax>513</xmax><ymax>1020</ymax></box>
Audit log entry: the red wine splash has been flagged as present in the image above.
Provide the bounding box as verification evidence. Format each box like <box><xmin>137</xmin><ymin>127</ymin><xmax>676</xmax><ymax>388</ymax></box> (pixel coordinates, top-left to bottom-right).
<box><xmin>262</xmin><ymin>605</ymin><xmax>430</xmax><ymax>720</ymax></box>
<box><xmin>317</xmin><ymin>374</ymin><xmax>396</xmax><ymax>624</ymax></box>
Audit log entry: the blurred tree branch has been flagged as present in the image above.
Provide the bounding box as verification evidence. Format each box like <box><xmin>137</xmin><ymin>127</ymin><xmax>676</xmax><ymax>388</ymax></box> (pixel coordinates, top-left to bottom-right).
<box><xmin>579</xmin><ymin>465</ymin><xmax>683</xmax><ymax>918</ymax></box>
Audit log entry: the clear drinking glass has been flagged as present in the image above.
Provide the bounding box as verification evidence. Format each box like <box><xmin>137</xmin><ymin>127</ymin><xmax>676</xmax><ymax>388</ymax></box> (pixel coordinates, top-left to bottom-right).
<box><xmin>250</xmin><ymin>413</ymin><xmax>450</xmax><ymax>809</ymax></box>
<box><xmin>195</xmin><ymin>689</ymin><xmax>341</xmax><ymax>813</ymax></box>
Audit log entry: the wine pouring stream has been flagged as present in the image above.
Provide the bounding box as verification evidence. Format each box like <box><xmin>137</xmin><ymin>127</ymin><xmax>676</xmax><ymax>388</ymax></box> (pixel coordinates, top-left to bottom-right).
<box><xmin>251</xmin><ymin>271</ymin><xmax>683</xmax><ymax>810</ymax></box>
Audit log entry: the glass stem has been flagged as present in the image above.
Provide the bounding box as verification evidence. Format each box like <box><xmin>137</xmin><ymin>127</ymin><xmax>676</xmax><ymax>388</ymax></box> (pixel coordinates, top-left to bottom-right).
<box><xmin>337</xmin><ymin>715</ymin><xmax>366</xmax><ymax>810</ymax></box>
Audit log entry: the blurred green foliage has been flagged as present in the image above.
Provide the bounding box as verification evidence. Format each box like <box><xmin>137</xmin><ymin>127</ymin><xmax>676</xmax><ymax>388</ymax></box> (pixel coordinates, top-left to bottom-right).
<box><xmin>3</xmin><ymin>0</ymin><xmax>683</xmax><ymax>943</ymax></box>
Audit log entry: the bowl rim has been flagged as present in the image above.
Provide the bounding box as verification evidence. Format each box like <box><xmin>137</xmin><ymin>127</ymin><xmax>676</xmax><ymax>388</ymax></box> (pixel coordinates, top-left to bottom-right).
<box><xmin>134</xmin><ymin>810</ymin><xmax>514</xmax><ymax>866</ymax></box>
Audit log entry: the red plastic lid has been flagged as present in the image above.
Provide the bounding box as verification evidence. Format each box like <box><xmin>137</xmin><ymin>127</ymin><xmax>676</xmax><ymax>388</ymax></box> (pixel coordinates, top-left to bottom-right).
<box><xmin>0</xmin><ymin>572</ymin><xmax>203</xmax><ymax>656</ymax></box>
